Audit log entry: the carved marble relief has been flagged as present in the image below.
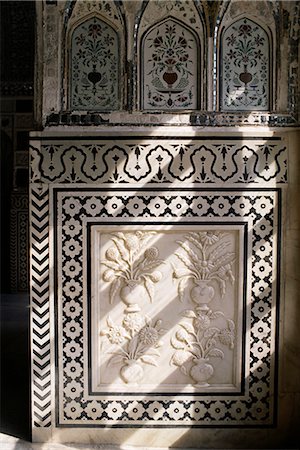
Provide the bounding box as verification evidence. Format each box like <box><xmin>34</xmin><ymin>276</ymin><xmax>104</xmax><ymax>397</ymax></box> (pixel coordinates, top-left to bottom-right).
<box><xmin>171</xmin><ymin>232</ymin><xmax>236</xmax><ymax>387</ymax></box>
<box><xmin>70</xmin><ymin>16</ymin><xmax>119</xmax><ymax>110</ymax></box>
<box><xmin>142</xmin><ymin>18</ymin><xmax>199</xmax><ymax>110</ymax></box>
<box><xmin>93</xmin><ymin>227</ymin><xmax>240</xmax><ymax>392</ymax></box>
<box><xmin>54</xmin><ymin>188</ymin><xmax>279</xmax><ymax>425</ymax></box>
<box><xmin>30</xmin><ymin>133</ymin><xmax>285</xmax><ymax>429</ymax></box>
<box><xmin>220</xmin><ymin>17</ymin><xmax>270</xmax><ymax>111</ymax></box>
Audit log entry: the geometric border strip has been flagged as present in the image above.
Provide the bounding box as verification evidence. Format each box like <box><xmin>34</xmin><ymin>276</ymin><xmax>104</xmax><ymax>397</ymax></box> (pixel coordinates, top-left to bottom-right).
<box><xmin>30</xmin><ymin>184</ymin><xmax>52</xmax><ymax>428</ymax></box>
<box><xmin>55</xmin><ymin>187</ymin><xmax>280</xmax><ymax>427</ymax></box>
<box><xmin>30</xmin><ymin>136</ymin><xmax>287</xmax><ymax>185</ymax></box>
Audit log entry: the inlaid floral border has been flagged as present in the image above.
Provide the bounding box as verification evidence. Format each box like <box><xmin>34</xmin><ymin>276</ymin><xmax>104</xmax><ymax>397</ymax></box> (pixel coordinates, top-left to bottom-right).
<box><xmin>54</xmin><ymin>187</ymin><xmax>280</xmax><ymax>427</ymax></box>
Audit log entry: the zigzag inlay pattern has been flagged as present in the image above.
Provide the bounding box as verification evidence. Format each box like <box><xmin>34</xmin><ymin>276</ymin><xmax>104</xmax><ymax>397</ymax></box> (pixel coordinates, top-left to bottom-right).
<box><xmin>30</xmin><ymin>185</ymin><xmax>51</xmax><ymax>428</ymax></box>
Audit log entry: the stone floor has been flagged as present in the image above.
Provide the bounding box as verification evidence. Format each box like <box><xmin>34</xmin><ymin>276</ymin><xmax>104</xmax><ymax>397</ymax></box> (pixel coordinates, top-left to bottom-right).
<box><xmin>0</xmin><ymin>433</ymin><xmax>182</xmax><ymax>450</ymax></box>
<box><xmin>1</xmin><ymin>293</ymin><xmax>30</xmax><ymax>442</ymax></box>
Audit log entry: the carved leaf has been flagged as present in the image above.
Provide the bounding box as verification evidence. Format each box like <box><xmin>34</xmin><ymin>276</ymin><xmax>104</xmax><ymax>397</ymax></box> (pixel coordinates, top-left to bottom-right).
<box><xmin>208</xmin><ymin>310</ymin><xmax>224</xmax><ymax>320</ymax></box>
<box><xmin>102</xmin><ymin>261</ymin><xmax>120</xmax><ymax>270</ymax></box>
<box><xmin>180</xmin><ymin>322</ymin><xmax>194</xmax><ymax>335</ymax></box>
<box><xmin>178</xmin><ymin>278</ymin><xmax>186</xmax><ymax>302</ymax></box>
<box><xmin>171</xmin><ymin>336</ymin><xmax>185</xmax><ymax>350</ymax></box>
<box><xmin>213</xmin><ymin>253</ymin><xmax>235</xmax><ymax>270</ymax></box>
<box><xmin>207</xmin><ymin>348</ymin><xmax>224</xmax><ymax>358</ymax></box>
<box><xmin>173</xmin><ymin>267</ymin><xmax>191</xmax><ymax>279</ymax></box>
<box><xmin>111</xmin><ymin>238</ymin><xmax>129</xmax><ymax>262</ymax></box>
<box><xmin>178</xmin><ymin>241</ymin><xmax>201</xmax><ymax>264</ymax></box>
<box><xmin>182</xmin><ymin>309</ymin><xmax>197</xmax><ymax>319</ymax></box>
<box><xmin>113</xmin><ymin>232</ymin><xmax>126</xmax><ymax>241</ymax></box>
<box><xmin>106</xmin><ymin>315</ymin><xmax>114</xmax><ymax>328</ymax></box>
<box><xmin>107</xmin><ymin>354</ymin><xmax>124</xmax><ymax>366</ymax></box>
<box><xmin>142</xmin><ymin>260</ymin><xmax>164</xmax><ymax>272</ymax></box>
<box><xmin>227</xmin><ymin>319</ymin><xmax>235</xmax><ymax>332</ymax></box>
<box><xmin>143</xmin><ymin>277</ymin><xmax>155</xmax><ymax>302</ymax></box>
<box><xmin>109</xmin><ymin>277</ymin><xmax>122</xmax><ymax>304</ymax></box>
<box><xmin>140</xmin><ymin>355</ymin><xmax>158</xmax><ymax>366</ymax></box>
<box><xmin>203</xmin><ymin>327</ymin><xmax>220</xmax><ymax>338</ymax></box>
<box><xmin>174</xmin><ymin>251</ymin><xmax>195</xmax><ymax>272</ymax></box>
<box><xmin>184</xmin><ymin>234</ymin><xmax>204</xmax><ymax>253</ymax></box>
<box><xmin>208</xmin><ymin>240</ymin><xmax>230</xmax><ymax>261</ymax></box>
<box><xmin>128</xmin><ymin>335</ymin><xmax>138</xmax><ymax>356</ymax></box>
<box><xmin>180</xmin><ymin>365</ymin><xmax>188</xmax><ymax>375</ymax></box>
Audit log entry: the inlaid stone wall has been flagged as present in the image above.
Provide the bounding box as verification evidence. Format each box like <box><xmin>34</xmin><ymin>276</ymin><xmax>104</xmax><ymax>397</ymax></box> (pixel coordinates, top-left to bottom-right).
<box><xmin>30</xmin><ymin>0</ymin><xmax>300</xmax><ymax>447</ymax></box>
<box><xmin>29</xmin><ymin>130</ymin><xmax>292</xmax><ymax>445</ymax></box>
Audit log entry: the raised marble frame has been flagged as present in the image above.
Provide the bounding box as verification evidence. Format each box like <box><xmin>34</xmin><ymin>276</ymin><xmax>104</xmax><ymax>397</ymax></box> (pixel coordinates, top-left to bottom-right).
<box><xmin>89</xmin><ymin>222</ymin><xmax>245</xmax><ymax>395</ymax></box>
<box><xmin>51</xmin><ymin>187</ymin><xmax>280</xmax><ymax>427</ymax></box>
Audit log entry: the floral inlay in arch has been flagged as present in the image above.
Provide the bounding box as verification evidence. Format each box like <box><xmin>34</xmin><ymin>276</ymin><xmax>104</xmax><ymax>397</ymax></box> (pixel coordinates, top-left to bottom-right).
<box><xmin>70</xmin><ymin>16</ymin><xmax>119</xmax><ymax>110</ymax></box>
<box><xmin>220</xmin><ymin>17</ymin><xmax>270</xmax><ymax>111</ymax></box>
<box><xmin>142</xmin><ymin>18</ymin><xmax>199</xmax><ymax>110</ymax></box>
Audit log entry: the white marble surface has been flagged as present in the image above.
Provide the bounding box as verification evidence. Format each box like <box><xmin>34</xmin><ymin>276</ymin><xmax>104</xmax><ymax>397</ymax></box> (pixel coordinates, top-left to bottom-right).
<box><xmin>3</xmin><ymin>434</ymin><xmax>292</xmax><ymax>450</ymax></box>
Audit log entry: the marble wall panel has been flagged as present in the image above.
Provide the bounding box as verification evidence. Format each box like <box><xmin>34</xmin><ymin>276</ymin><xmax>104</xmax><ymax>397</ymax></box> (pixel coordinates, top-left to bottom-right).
<box><xmin>53</xmin><ymin>187</ymin><xmax>279</xmax><ymax>427</ymax></box>
<box><xmin>29</xmin><ymin>131</ymin><xmax>288</xmax><ymax>442</ymax></box>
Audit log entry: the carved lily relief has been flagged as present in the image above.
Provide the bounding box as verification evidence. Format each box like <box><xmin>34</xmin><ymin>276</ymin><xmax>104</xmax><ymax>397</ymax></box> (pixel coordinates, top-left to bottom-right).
<box><xmin>101</xmin><ymin>314</ymin><xmax>165</xmax><ymax>384</ymax></box>
<box><xmin>171</xmin><ymin>231</ymin><xmax>236</xmax><ymax>386</ymax></box>
<box><xmin>101</xmin><ymin>231</ymin><xmax>164</xmax><ymax>313</ymax></box>
<box><xmin>171</xmin><ymin>308</ymin><xmax>235</xmax><ymax>386</ymax></box>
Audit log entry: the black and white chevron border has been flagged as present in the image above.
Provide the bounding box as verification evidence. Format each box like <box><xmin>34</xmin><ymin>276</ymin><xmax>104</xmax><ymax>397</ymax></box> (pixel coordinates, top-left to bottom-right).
<box><xmin>30</xmin><ymin>184</ymin><xmax>51</xmax><ymax>428</ymax></box>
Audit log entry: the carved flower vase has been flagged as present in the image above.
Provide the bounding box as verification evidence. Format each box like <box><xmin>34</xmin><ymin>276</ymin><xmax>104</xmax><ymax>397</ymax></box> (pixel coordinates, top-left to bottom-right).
<box><xmin>120</xmin><ymin>360</ymin><xmax>144</xmax><ymax>385</ymax></box>
<box><xmin>190</xmin><ymin>280</ymin><xmax>215</xmax><ymax>310</ymax></box>
<box><xmin>120</xmin><ymin>281</ymin><xmax>144</xmax><ymax>313</ymax></box>
<box><xmin>190</xmin><ymin>358</ymin><xmax>214</xmax><ymax>387</ymax></box>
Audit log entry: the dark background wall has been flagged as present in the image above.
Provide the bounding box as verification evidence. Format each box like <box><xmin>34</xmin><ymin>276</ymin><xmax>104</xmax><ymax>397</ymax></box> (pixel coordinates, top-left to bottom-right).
<box><xmin>0</xmin><ymin>1</ymin><xmax>36</xmax><ymax>441</ymax></box>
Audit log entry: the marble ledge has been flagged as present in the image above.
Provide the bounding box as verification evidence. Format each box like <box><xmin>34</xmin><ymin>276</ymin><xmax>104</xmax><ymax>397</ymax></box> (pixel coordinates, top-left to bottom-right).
<box><xmin>43</xmin><ymin>111</ymin><xmax>299</xmax><ymax>130</ymax></box>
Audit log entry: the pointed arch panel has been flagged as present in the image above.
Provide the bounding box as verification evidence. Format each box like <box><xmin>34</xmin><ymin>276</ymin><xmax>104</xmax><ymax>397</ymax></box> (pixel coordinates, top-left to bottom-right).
<box><xmin>220</xmin><ymin>17</ymin><xmax>270</xmax><ymax>111</ymax></box>
<box><xmin>70</xmin><ymin>16</ymin><xmax>120</xmax><ymax>110</ymax></box>
<box><xmin>141</xmin><ymin>18</ymin><xmax>200</xmax><ymax>110</ymax></box>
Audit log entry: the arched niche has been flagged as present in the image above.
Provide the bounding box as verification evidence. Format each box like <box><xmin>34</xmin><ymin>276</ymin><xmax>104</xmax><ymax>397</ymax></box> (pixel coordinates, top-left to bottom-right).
<box><xmin>218</xmin><ymin>16</ymin><xmax>272</xmax><ymax>111</ymax></box>
<box><xmin>69</xmin><ymin>15</ymin><xmax>120</xmax><ymax>111</ymax></box>
<box><xmin>140</xmin><ymin>17</ymin><xmax>201</xmax><ymax>111</ymax></box>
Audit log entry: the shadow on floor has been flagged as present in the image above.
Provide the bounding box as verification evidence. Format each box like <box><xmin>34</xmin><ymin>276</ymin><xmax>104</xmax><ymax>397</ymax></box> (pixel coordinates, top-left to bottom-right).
<box><xmin>0</xmin><ymin>293</ymin><xmax>31</xmax><ymax>441</ymax></box>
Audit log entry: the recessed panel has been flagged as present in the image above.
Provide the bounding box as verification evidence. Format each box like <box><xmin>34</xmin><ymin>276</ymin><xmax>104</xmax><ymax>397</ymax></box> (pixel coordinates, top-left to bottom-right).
<box><xmin>91</xmin><ymin>225</ymin><xmax>245</xmax><ymax>393</ymax></box>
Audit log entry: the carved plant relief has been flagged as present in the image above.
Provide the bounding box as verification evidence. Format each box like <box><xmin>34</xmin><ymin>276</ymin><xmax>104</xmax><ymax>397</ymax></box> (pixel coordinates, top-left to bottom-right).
<box><xmin>101</xmin><ymin>231</ymin><xmax>164</xmax><ymax>313</ymax></box>
<box><xmin>171</xmin><ymin>308</ymin><xmax>236</xmax><ymax>387</ymax></box>
<box><xmin>100</xmin><ymin>231</ymin><xmax>166</xmax><ymax>384</ymax></box>
<box><xmin>173</xmin><ymin>232</ymin><xmax>235</xmax><ymax>305</ymax></box>
<box><xmin>171</xmin><ymin>231</ymin><xmax>236</xmax><ymax>386</ymax></box>
<box><xmin>101</xmin><ymin>313</ymin><xmax>165</xmax><ymax>384</ymax></box>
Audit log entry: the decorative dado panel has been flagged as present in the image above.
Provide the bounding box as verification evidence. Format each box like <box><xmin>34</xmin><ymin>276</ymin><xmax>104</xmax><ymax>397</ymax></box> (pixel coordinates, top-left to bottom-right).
<box><xmin>53</xmin><ymin>187</ymin><xmax>279</xmax><ymax>426</ymax></box>
<box><xmin>30</xmin><ymin>133</ymin><xmax>283</xmax><ymax>433</ymax></box>
<box><xmin>30</xmin><ymin>136</ymin><xmax>287</xmax><ymax>185</ymax></box>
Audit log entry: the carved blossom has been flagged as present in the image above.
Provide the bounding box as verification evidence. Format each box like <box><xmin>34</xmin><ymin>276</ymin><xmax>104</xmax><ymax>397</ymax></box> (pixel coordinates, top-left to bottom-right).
<box><xmin>101</xmin><ymin>314</ymin><xmax>165</xmax><ymax>383</ymax></box>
